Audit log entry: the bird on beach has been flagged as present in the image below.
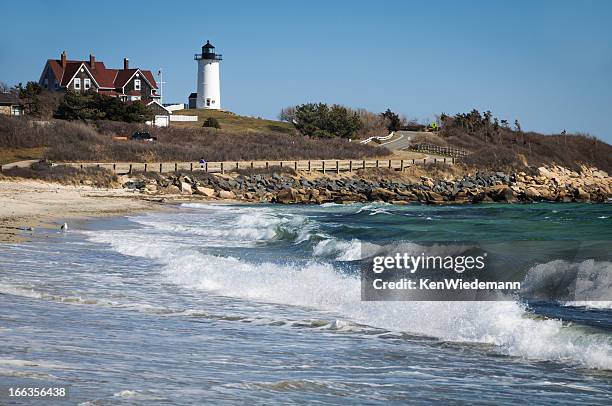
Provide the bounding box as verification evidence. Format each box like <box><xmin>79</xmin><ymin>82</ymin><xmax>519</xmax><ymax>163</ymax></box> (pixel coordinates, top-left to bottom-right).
<box><xmin>60</xmin><ymin>222</ymin><xmax>68</xmax><ymax>231</ymax></box>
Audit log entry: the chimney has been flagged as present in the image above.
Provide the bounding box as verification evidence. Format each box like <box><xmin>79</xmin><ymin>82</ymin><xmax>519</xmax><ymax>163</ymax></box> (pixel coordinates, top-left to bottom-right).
<box><xmin>61</xmin><ymin>51</ymin><xmax>67</xmax><ymax>68</ymax></box>
<box><xmin>123</xmin><ymin>57</ymin><xmax>129</xmax><ymax>70</ymax></box>
<box><xmin>89</xmin><ymin>53</ymin><xmax>95</xmax><ymax>69</ymax></box>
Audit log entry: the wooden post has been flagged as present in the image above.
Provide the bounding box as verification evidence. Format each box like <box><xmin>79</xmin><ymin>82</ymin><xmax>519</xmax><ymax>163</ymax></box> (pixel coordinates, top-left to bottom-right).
<box><xmin>412</xmin><ymin>159</ymin><xmax>415</xmax><ymax>165</ymax></box>
<box><xmin>159</xmin><ymin>163</ymin><xmax>163</xmax><ymax>173</ymax></box>
<box><xmin>280</xmin><ymin>161</ymin><xmax>283</xmax><ymax>168</ymax></box>
<box><xmin>190</xmin><ymin>162</ymin><xmax>193</xmax><ymax>172</ymax></box>
<box><xmin>322</xmin><ymin>161</ymin><xmax>326</xmax><ymax>173</ymax></box>
<box><xmin>294</xmin><ymin>161</ymin><xmax>297</xmax><ymax>171</ymax></box>
<box><xmin>221</xmin><ymin>162</ymin><xmax>224</xmax><ymax>174</ymax></box>
<box><xmin>144</xmin><ymin>163</ymin><xmax>147</xmax><ymax>172</ymax></box>
<box><xmin>452</xmin><ymin>157</ymin><xmax>455</xmax><ymax>164</ymax></box>
<box><xmin>434</xmin><ymin>158</ymin><xmax>437</xmax><ymax>164</ymax></box>
<box><xmin>362</xmin><ymin>159</ymin><xmax>366</xmax><ymax>169</ymax></box>
<box><xmin>443</xmin><ymin>158</ymin><xmax>446</xmax><ymax>164</ymax></box>
<box><xmin>113</xmin><ymin>163</ymin><xmax>116</xmax><ymax>172</ymax></box>
<box><xmin>175</xmin><ymin>163</ymin><xmax>178</xmax><ymax>172</ymax></box>
<box><xmin>376</xmin><ymin>160</ymin><xmax>379</xmax><ymax>168</ymax></box>
<box><xmin>129</xmin><ymin>164</ymin><xmax>132</xmax><ymax>174</ymax></box>
<box><xmin>205</xmin><ymin>162</ymin><xmax>208</xmax><ymax>173</ymax></box>
<box><xmin>388</xmin><ymin>160</ymin><xmax>392</xmax><ymax>169</ymax></box>
<box><xmin>266</xmin><ymin>162</ymin><xmax>269</xmax><ymax>170</ymax></box>
<box><xmin>423</xmin><ymin>158</ymin><xmax>426</xmax><ymax>165</ymax></box>
<box><xmin>336</xmin><ymin>160</ymin><xmax>339</xmax><ymax>174</ymax></box>
<box><xmin>251</xmin><ymin>162</ymin><xmax>254</xmax><ymax>169</ymax></box>
<box><xmin>349</xmin><ymin>160</ymin><xmax>352</xmax><ymax>172</ymax></box>
<box><xmin>308</xmin><ymin>161</ymin><xmax>311</xmax><ymax>172</ymax></box>
<box><xmin>400</xmin><ymin>160</ymin><xmax>404</xmax><ymax>171</ymax></box>
<box><xmin>80</xmin><ymin>164</ymin><xmax>83</xmax><ymax>170</ymax></box>
<box><xmin>236</xmin><ymin>162</ymin><xmax>239</xmax><ymax>171</ymax></box>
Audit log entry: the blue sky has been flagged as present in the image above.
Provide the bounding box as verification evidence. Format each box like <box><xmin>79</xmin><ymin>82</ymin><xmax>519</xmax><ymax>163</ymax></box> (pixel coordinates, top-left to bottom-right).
<box><xmin>1</xmin><ymin>0</ymin><xmax>611</xmax><ymax>141</ymax></box>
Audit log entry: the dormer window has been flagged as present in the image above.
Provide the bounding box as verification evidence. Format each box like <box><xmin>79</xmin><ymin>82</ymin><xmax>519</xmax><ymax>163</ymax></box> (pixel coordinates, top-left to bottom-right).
<box><xmin>134</xmin><ymin>79</ymin><xmax>141</xmax><ymax>91</ymax></box>
<box><xmin>74</xmin><ymin>78</ymin><xmax>81</xmax><ymax>90</ymax></box>
<box><xmin>84</xmin><ymin>78</ymin><xmax>91</xmax><ymax>90</ymax></box>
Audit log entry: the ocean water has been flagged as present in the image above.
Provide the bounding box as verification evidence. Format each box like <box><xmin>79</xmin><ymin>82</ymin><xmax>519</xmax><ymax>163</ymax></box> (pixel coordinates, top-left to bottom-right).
<box><xmin>0</xmin><ymin>202</ymin><xmax>611</xmax><ymax>405</ymax></box>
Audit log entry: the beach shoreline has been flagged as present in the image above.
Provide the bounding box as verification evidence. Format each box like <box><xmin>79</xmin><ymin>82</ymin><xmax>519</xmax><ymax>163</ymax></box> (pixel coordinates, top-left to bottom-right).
<box><xmin>0</xmin><ymin>179</ymin><xmax>172</xmax><ymax>243</ymax></box>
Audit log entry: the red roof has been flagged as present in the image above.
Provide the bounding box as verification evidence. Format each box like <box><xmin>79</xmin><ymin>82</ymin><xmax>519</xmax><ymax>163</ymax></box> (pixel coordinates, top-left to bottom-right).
<box><xmin>44</xmin><ymin>57</ymin><xmax>157</xmax><ymax>91</ymax></box>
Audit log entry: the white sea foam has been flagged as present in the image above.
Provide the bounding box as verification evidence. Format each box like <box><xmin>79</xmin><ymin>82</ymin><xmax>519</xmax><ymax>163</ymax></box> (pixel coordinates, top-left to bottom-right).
<box><xmin>87</xmin><ymin>206</ymin><xmax>612</xmax><ymax>370</ymax></box>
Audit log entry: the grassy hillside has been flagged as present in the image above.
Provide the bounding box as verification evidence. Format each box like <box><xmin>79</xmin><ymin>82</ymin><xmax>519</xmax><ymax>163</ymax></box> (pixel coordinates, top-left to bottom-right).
<box><xmin>171</xmin><ymin>109</ymin><xmax>296</xmax><ymax>135</ymax></box>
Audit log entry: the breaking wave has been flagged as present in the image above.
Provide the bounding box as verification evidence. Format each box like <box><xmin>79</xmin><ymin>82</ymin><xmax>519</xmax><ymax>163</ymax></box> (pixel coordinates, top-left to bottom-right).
<box><xmin>87</xmin><ymin>207</ymin><xmax>612</xmax><ymax>370</ymax></box>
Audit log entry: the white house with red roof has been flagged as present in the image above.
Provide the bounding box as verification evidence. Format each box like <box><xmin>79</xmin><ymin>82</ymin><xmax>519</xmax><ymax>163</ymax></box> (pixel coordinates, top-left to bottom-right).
<box><xmin>39</xmin><ymin>51</ymin><xmax>161</xmax><ymax>104</ymax></box>
<box><xmin>39</xmin><ymin>51</ymin><xmax>172</xmax><ymax>126</ymax></box>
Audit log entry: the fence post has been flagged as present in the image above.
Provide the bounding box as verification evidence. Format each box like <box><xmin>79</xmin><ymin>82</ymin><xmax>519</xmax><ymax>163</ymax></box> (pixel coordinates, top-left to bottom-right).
<box><xmin>236</xmin><ymin>162</ymin><xmax>239</xmax><ymax>171</ymax></box>
<box><xmin>280</xmin><ymin>161</ymin><xmax>283</xmax><ymax>168</ymax></box>
<box><xmin>190</xmin><ymin>162</ymin><xmax>193</xmax><ymax>172</ymax></box>
<box><xmin>113</xmin><ymin>163</ymin><xmax>116</xmax><ymax>172</ymax></box>
<box><xmin>376</xmin><ymin>160</ymin><xmax>379</xmax><ymax>168</ymax></box>
<box><xmin>205</xmin><ymin>162</ymin><xmax>208</xmax><ymax>173</ymax></box>
<box><xmin>434</xmin><ymin>158</ymin><xmax>437</xmax><ymax>164</ymax></box>
<box><xmin>159</xmin><ymin>163</ymin><xmax>163</xmax><ymax>173</ymax></box>
<box><xmin>175</xmin><ymin>163</ymin><xmax>178</xmax><ymax>172</ymax></box>
<box><xmin>308</xmin><ymin>161</ymin><xmax>311</xmax><ymax>172</ymax></box>
<box><xmin>129</xmin><ymin>164</ymin><xmax>132</xmax><ymax>174</ymax></box>
<box><xmin>294</xmin><ymin>161</ymin><xmax>298</xmax><ymax>171</ymax></box>
<box><xmin>144</xmin><ymin>163</ymin><xmax>147</xmax><ymax>172</ymax></box>
<box><xmin>336</xmin><ymin>160</ymin><xmax>340</xmax><ymax>174</ymax></box>
<box><xmin>423</xmin><ymin>158</ymin><xmax>426</xmax><ymax>165</ymax></box>
<box><xmin>452</xmin><ymin>157</ymin><xmax>455</xmax><ymax>164</ymax></box>
<box><xmin>412</xmin><ymin>159</ymin><xmax>415</xmax><ymax>165</ymax></box>
<box><xmin>400</xmin><ymin>160</ymin><xmax>404</xmax><ymax>171</ymax></box>
<box><xmin>221</xmin><ymin>162</ymin><xmax>224</xmax><ymax>174</ymax></box>
<box><xmin>80</xmin><ymin>164</ymin><xmax>83</xmax><ymax>170</ymax></box>
<box><xmin>443</xmin><ymin>158</ymin><xmax>446</xmax><ymax>164</ymax></box>
<box><xmin>349</xmin><ymin>160</ymin><xmax>352</xmax><ymax>172</ymax></box>
<box><xmin>266</xmin><ymin>162</ymin><xmax>269</xmax><ymax>170</ymax></box>
<box><xmin>362</xmin><ymin>159</ymin><xmax>366</xmax><ymax>169</ymax></box>
<box><xmin>251</xmin><ymin>162</ymin><xmax>254</xmax><ymax>169</ymax></box>
<box><xmin>322</xmin><ymin>161</ymin><xmax>326</xmax><ymax>173</ymax></box>
<box><xmin>388</xmin><ymin>160</ymin><xmax>392</xmax><ymax>169</ymax></box>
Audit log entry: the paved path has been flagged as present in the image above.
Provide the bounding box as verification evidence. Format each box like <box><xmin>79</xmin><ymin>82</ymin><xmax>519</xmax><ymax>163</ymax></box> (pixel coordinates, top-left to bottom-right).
<box><xmin>379</xmin><ymin>131</ymin><xmax>428</xmax><ymax>150</ymax></box>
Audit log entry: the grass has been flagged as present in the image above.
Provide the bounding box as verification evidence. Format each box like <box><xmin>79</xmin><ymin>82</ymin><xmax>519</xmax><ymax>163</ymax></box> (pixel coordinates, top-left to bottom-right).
<box><xmin>0</xmin><ymin>147</ymin><xmax>46</xmax><ymax>165</ymax></box>
<box><xmin>171</xmin><ymin>109</ymin><xmax>296</xmax><ymax>135</ymax></box>
<box><xmin>0</xmin><ymin>162</ymin><xmax>118</xmax><ymax>187</ymax></box>
<box><xmin>0</xmin><ymin>116</ymin><xmax>388</xmax><ymax>163</ymax></box>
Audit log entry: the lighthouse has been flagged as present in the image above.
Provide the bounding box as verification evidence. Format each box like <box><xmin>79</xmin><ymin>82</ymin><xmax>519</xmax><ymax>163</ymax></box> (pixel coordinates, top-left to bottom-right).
<box><xmin>194</xmin><ymin>40</ymin><xmax>222</xmax><ymax>109</ymax></box>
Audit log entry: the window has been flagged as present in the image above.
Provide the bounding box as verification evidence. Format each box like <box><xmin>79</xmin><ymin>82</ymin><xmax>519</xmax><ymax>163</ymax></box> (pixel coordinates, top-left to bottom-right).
<box><xmin>206</xmin><ymin>98</ymin><xmax>211</xmax><ymax>107</ymax></box>
<box><xmin>43</xmin><ymin>78</ymin><xmax>48</xmax><ymax>88</ymax></box>
<box><xmin>74</xmin><ymin>78</ymin><xmax>81</xmax><ymax>90</ymax></box>
<box><xmin>84</xmin><ymin>78</ymin><xmax>91</xmax><ymax>90</ymax></box>
<box><xmin>54</xmin><ymin>81</ymin><xmax>59</xmax><ymax>89</ymax></box>
<box><xmin>134</xmin><ymin>79</ymin><xmax>141</xmax><ymax>91</ymax></box>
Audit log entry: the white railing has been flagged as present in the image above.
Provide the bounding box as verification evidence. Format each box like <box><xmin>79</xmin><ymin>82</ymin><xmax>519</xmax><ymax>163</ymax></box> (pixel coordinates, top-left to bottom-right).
<box><xmin>360</xmin><ymin>132</ymin><xmax>395</xmax><ymax>144</ymax></box>
<box><xmin>169</xmin><ymin>115</ymin><xmax>198</xmax><ymax>122</ymax></box>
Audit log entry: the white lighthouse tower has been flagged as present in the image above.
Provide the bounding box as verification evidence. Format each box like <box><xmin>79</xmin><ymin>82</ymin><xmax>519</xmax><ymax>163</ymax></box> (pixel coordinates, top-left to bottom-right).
<box><xmin>194</xmin><ymin>40</ymin><xmax>222</xmax><ymax>109</ymax></box>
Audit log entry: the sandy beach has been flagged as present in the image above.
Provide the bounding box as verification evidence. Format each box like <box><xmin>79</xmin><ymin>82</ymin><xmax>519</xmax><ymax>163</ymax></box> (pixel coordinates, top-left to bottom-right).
<box><xmin>0</xmin><ymin>179</ymin><xmax>163</xmax><ymax>243</ymax></box>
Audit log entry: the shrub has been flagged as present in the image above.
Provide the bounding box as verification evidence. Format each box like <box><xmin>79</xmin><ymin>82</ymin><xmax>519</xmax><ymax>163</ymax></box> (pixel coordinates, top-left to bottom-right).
<box><xmin>203</xmin><ymin>117</ymin><xmax>221</xmax><ymax>129</ymax></box>
<box><xmin>293</xmin><ymin>103</ymin><xmax>362</xmax><ymax>139</ymax></box>
<box><xmin>55</xmin><ymin>90</ymin><xmax>153</xmax><ymax>122</ymax></box>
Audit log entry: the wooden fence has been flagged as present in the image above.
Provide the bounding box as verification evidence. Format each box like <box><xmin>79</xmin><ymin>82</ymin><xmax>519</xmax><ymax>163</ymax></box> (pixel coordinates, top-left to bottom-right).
<box><xmin>58</xmin><ymin>157</ymin><xmax>456</xmax><ymax>175</ymax></box>
<box><xmin>409</xmin><ymin>143</ymin><xmax>470</xmax><ymax>158</ymax></box>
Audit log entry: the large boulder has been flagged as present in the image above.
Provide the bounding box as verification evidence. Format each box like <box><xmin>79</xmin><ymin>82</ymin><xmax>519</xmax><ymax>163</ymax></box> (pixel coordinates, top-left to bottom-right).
<box><xmin>276</xmin><ymin>187</ymin><xmax>299</xmax><ymax>204</ymax></box>
<box><xmin>194</xmin><ymin>186</ymin><xmax>215</xmax><ymax>197</ymax></box>
<box><xmin>179</xmin><ymin>181</ymin><xmax>192</xmax><ymax>195</ymax></box>
<box><xmin>369</xmin><ymin>187</ymin><xmax>397</xmax><ymax>202</ymax></box>
<box><xmin>488</xmin><ymin>185</ymin><xmax>515</xmax><ymax>202</ymax></box>
<box><xmin>218</xmin><ymin>190</ymin><xmax>236</xmax><ymax>199</ymax></box>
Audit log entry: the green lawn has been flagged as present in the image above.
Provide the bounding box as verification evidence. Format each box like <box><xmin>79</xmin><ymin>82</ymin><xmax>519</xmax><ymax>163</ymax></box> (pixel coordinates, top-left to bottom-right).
<box><xmin>171</xmin><ymin>109</ymin><xmax>296</xmax><ymax>135</ymax></box>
